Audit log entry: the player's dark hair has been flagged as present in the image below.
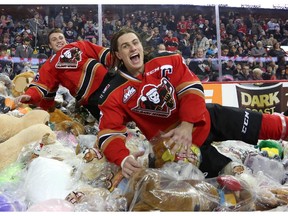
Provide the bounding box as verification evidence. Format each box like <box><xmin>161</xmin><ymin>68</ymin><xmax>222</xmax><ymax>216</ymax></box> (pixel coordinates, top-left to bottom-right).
<box><xmin>110</xmin><ymin>27</ymin><xmax>141</xmax><ymax>70</ymax></box>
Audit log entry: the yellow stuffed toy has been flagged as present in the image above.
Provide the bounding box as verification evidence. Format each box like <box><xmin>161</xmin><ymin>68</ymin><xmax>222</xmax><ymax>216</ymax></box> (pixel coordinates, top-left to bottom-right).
<box><xmin>11</xmin><ymin>71</ymin><xmax>35</xmax><ymax>98</ymax></box>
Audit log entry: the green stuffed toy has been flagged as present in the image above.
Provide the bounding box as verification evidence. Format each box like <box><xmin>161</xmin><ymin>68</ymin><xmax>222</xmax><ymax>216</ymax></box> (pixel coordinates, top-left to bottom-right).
<box><xmin>256</xmin><ymin>140</ymin><xmax>283</xmax><ymax>160</ymax></box>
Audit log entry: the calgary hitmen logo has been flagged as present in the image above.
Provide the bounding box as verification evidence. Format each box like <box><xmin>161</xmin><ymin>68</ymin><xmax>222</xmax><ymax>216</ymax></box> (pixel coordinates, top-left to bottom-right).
<box><xmin>132</xmin><ymin>78</ymin><xmax>176</xmax><ymax>117</ymax></box>
<box><xmin>56</xmin><ymin>47</ymin><xmax>82</xmax><ymax>69</ymax></box>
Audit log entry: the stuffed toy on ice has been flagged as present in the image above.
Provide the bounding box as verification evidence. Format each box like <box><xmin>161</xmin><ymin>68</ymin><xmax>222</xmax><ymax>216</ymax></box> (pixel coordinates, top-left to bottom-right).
<box><xmin>81</xmin><ymin>127</ymin><xmax>150</xmax><ymax>191</ymax></box>
<box><xmin>49</xmin><ymin>108</ymin><xmax>85</xmax><ymax>136</ymax></box>
<box><xmin>125</xmin><ymin>164</ymin><xmax>254</xmax><ymax>211</ymax></box>
<box><xmin>0</xmin><ymin>96</ymin><xmax>14</xmax><ymax>114</ymax></box>
<box><xmin>0</xmin><ymin>73</ymin><xmax>13</xmax><ymax>97</ymax></box>
<box><xmin>11</xmin><ymin>71</ymin><xmax>35</xmax><ymax>98</ymax></box>
<box><xmin>0</xmin><ymin>109</ymin><xmax>50</xmax><ymax>143</ymax></box>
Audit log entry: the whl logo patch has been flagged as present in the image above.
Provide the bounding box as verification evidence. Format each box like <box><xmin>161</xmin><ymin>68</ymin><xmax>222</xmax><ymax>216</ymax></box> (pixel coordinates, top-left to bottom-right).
<box><xmin>123</xmin><ymin>86</ymin><xmax>136</xmax><ymax>103</ymax></box>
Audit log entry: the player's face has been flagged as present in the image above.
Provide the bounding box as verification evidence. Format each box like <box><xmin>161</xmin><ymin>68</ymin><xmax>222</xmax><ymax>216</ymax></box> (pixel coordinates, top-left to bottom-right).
<box><xmin>49</xmin><ymin>33</ymin><xmax>67</xmax><ymax>53</ymax></box>
<box><xmin>115</xmin><ymin>32</ymin><xmax>144</xmax><ymax>76</ymax></box>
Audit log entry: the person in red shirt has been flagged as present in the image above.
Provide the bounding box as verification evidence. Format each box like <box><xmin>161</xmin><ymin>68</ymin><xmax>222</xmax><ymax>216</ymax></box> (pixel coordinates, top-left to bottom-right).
<box><xmin>163</xmin><ymin>30</ymin><xmax>179</xmax><ymax>52</ymax></box>
<box><xmin>14</xmin><ymin>28</ymin><xmax>112</xmax><ymax>120</ymax></box>
<box><xmin>96</xmin><ymin>28</ymin><xmax>288</xmax><ymax>179</ymax></box>
<box><xmin>177</xmin><ymin>15</ymin><xmax>188</xmax><ymax>39</ymax></box>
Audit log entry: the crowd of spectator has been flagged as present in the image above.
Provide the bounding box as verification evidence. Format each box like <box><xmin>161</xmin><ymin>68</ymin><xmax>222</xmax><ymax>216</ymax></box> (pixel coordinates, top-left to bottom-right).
<box><xmin>0</xmin><ymin>6</ymin><xmax>288</xmax><ymax>81</ymax></box>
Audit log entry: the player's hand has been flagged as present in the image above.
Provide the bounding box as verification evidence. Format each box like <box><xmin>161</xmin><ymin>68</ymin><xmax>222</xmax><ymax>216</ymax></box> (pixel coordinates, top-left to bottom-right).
<box><xmin>121</xmin><ymin>151</ymin><xmax>145</xmax><ymax>179</ymax></box>
<box><xmin>14</xmin><ymin>94</ymin><xmax>31</xmax><ymax>106</ymax></box>
<box><xmin>161</xmin><ymin>121</ymin><xmax>194</xmax><ymax>155</ymax></box>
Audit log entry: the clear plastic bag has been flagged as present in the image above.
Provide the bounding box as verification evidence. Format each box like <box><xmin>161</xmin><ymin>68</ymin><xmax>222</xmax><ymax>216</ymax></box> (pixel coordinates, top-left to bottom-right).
<box><xmin>124</xmin><ymin>163</ymin><xmax>255</xmax><ymax>211</ymax></box>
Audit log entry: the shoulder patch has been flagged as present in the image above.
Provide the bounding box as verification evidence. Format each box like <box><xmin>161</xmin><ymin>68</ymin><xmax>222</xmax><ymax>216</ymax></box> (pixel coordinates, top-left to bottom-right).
<box><xmin>98</xmin><ymin>74</ymin><xmax>127</xmax><ymax>105</ymax></box>
<box><xmin>55</xmin><ymin>47</ymin><xmax>82</xmax><ymax>69</ymax></box>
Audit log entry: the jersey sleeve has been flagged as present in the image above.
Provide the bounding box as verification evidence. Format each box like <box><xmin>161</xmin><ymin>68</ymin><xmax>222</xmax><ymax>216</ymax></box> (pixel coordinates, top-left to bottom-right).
<box><xmin>97</xmin><ymin>93</ymin><xmax>130</xmax><ymax>166</ymax></box>
<box><xmin>172</xmin><ymin>54</ymin><xmax>208</xmax><ymax>125</ymax></box>
<box><xmin>24</xmin><ymin>60</ymin><xmax>59</xmax><ymax>110</ymax></box>
<box><xmin>80</xmin><ymin>41</ymin><xmax>112</xmax><ymax>67</ymax></box>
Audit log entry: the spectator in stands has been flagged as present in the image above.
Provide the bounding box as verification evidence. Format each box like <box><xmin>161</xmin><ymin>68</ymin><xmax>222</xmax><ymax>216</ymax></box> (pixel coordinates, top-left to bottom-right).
<box><xmin>281</xmin><ymin>30</ymin><xmax>288</xmax><ymax>45</ymax></box>
<box><xmin>5</xmin><ymin>15</ymin><xmax>14</xmax><ymax>33</ymax></box>
<box><xmin>250</xmin><ymin>41</ymin><xmax>267</xmax><ymax>57</ymax></box>
<box><xmin>250</xmin><ymin>34</ymin><xmax>258</xmax><ymax>47</ymax></box>
<box><xmin>276</xmin><ymin>55</ymin><xmax>287</xmax><ymax>79</ymax></box>
<box><xmin>62</xmin><ymin>21</ymin><xmax>78</xmax><ymax>43</ymax></box>
<box><xmin>267</xmin><ymin>18</ymin><xmax>279</xmax><ymax>36</ymax></box>
<box><xmin>252</xmin><ymin>68</ymin><xmax>264</xmax><ymax>80</ymax></box>
<box><xmin>54</xmin><ymin>10</ymin><xmax>65</xmax><ymax>29</ymax></box>
<box><xmin>28</xmin><ymin>11</ymin><xmax>45</xmax><ymax>47</ymax></box>
<box><xmin>226</xmin><ymin>19</ymin><xmax>237</xmax><ymax>36</ymax></box>
<box><xmin>234</xmin><ymin>63</ymin><xmax>252</xmax><ymax>81</ymax></box>
<box><xmin>267</xmin><ymin>34</ymin><xmax>277</xmax><ymax>46</ymax></box>
<box><xmin>22</xmin><ymin>24</ymin><xmax>34</xmax><ymax>42</ymax></box>
<box><xmin>220</xmin><ymin>22</ymin><xmax>228</xmax><ymax>41</ymax></box>
<box><xmin>236</xmin><ymin>45</ymin><xmax>249</xmax><ymax>57</ymax></box>
<box><xmin>191</xmin><ymin>30</ymin><xmax>209</xmax><ymax>57</ymax></box>
<box><xmin>166</xmin><ymin>15</ymin><xmax>177</xmax><ymax>32</ymax></box>
<box><xmin>139</xmin><ymin>24</ymin><xmax>152</xmax><ymax>52</ymax></box>
<box><xmin>178</xmin><ymin>32</ymin><xmax>191</xmax><ymax>59</ymax></box>
<box><xmin>102</xmin><ymin>17</ymin><xmax>114</xmax><ymax>39</ymax></box>
<box><xmin>236</xmin><ymin>21</ymin><xmax>247</xmax><ymax>42</ymax></box>
<box><xmin>206</xmin><ymin>40</ymin><xmax>218</xmax><ymax>58</ymax></box>
<box><xmin>77</xmin><ymin>27</ymin><xmax>86</xmax><ymax>41</ymax></box>
<box><xmin>148</xmin><ymin>27</ymin><xmax>163</xmax><ymax>50</ymax></box>
<box><xmin>84</xmin><ymin>20</ymin><xmax>98</xmax><ymax>42</ymax></box>
<box><xmin>102</xmin><ymin>34</ymin><xmax>111</xmax><ymax>48</ymax></box>
<box><xmin>14</xmin><ymin>37</ymin><xmax>33</xmax><ymax>58</ymax></box>
<box><xmin>262</xmin><ymin>62</ymin><xmax>277</xmax><ymax>80</ymax></box>
<box><xmin>222</xmin><ymin>59</ymin><xmax>236</xmax><ymax>79</ymax></box>
<box><xmin>0</xmin><ymin>33</ymin><xmax>11</xmax><ymax>48</ymax></box>
<box><xmin>268</xmin><ymin>41</ymin><xmax>287</xmax><ymax>58</ymax></box>
<box><xmin>203</xmin><ymin>19</ymin><xmax>215</xmax><ymax>40</ymax></box>
<box><xmin>177</xmin><ymin>15</ymin><xmax>188</xmax><ymax>40</ymax></box>
<box><xmin>163</xmin><ymin>30</ymin><xmax>179</xmax><ymax>52</ymax></box>
<box><xmin>147</xmin><ymin>43</ymin><xmax>166</xmax><ymax>60</ymax></box>
<box><xmin>227</xmin><ymin>44</ymin><xmax>238</xmax><ymax>57</ymax></box>
<box><xmin>187</xmin><ymin>47</ymin><xmax>212</xmax><ymax>81</ymax></box>
<box><xmin>0</xmin><ymin>15</ymin><xmax>8</xmax><ymax>35</ymax></box>
<box><xmin>195</xmin><ymin>14</ymin><xmax>205</xmax><ymax>28</ymax></box>
<box><xmin>12</xmin><ymin>33</ymin><xmax>22</xmax><ymax>47</ymax></box>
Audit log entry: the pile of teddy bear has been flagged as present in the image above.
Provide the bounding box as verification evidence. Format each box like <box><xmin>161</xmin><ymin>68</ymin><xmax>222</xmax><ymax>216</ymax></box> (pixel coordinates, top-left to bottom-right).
<box><xmin>0</xmin><ymin>71</ymin><xmax>287</xmax><ymax>212</ymax></box>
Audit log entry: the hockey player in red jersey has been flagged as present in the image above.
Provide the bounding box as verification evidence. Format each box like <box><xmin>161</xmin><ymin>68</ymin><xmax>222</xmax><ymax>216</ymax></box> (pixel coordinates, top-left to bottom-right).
<box><xmin>14</xmin><ymin>28</ymin><xmax>111</xmax><ymax>120</ymax></box>
<box><xmin>97</xmin><ymin>28</ymin><xmax>288</xmax><ymax>179</ymax></box>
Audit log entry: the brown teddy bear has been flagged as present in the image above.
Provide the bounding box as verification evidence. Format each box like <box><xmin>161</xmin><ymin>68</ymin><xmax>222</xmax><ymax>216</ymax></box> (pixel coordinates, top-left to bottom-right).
<box><xmin>49</xmin><ymin>108</ymin><xmax>86</xmax><ymax>136</ymax></box>
<box><xmin>125</xmin><ymin>167</ymin><xmax>254</xmax><ymax>211</ymax></box>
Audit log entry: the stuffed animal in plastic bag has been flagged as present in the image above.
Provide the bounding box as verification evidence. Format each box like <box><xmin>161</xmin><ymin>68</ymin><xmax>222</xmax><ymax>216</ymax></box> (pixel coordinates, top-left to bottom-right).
<box><xmin>49</xmin><ymin>108</ymin><xmax>85</xmax><ymax>137</ymax></box>
<box><xmin>24</xmin><ymin>157</ymin><xmax>76</xmax><ymax>205</ymax></box>
<box><xmin>0</xmin><ymin>124</ymin><xmax>56</xmax><ymax>171</ymax></box>
<box><xmin>124</xmin><ymin>163</ymin><xmax>254</xmax><ymax>211</ymax></box>
<box><xmin>150</xmin><ymin>134</ymin><xmax>201</xmax><ymax>168</ymax></box>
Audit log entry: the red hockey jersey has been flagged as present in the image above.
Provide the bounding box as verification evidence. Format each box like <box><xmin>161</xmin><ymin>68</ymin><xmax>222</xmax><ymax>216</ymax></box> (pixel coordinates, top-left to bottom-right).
<box><xmin>97</xmin><ymin>53</ymin><xmax>211</xmax><ymax>166</ymax></box>
<box><xmin>24</xmin><ymin>40</ymin><xmax>111</xmax><ymax>110</ymax></box>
